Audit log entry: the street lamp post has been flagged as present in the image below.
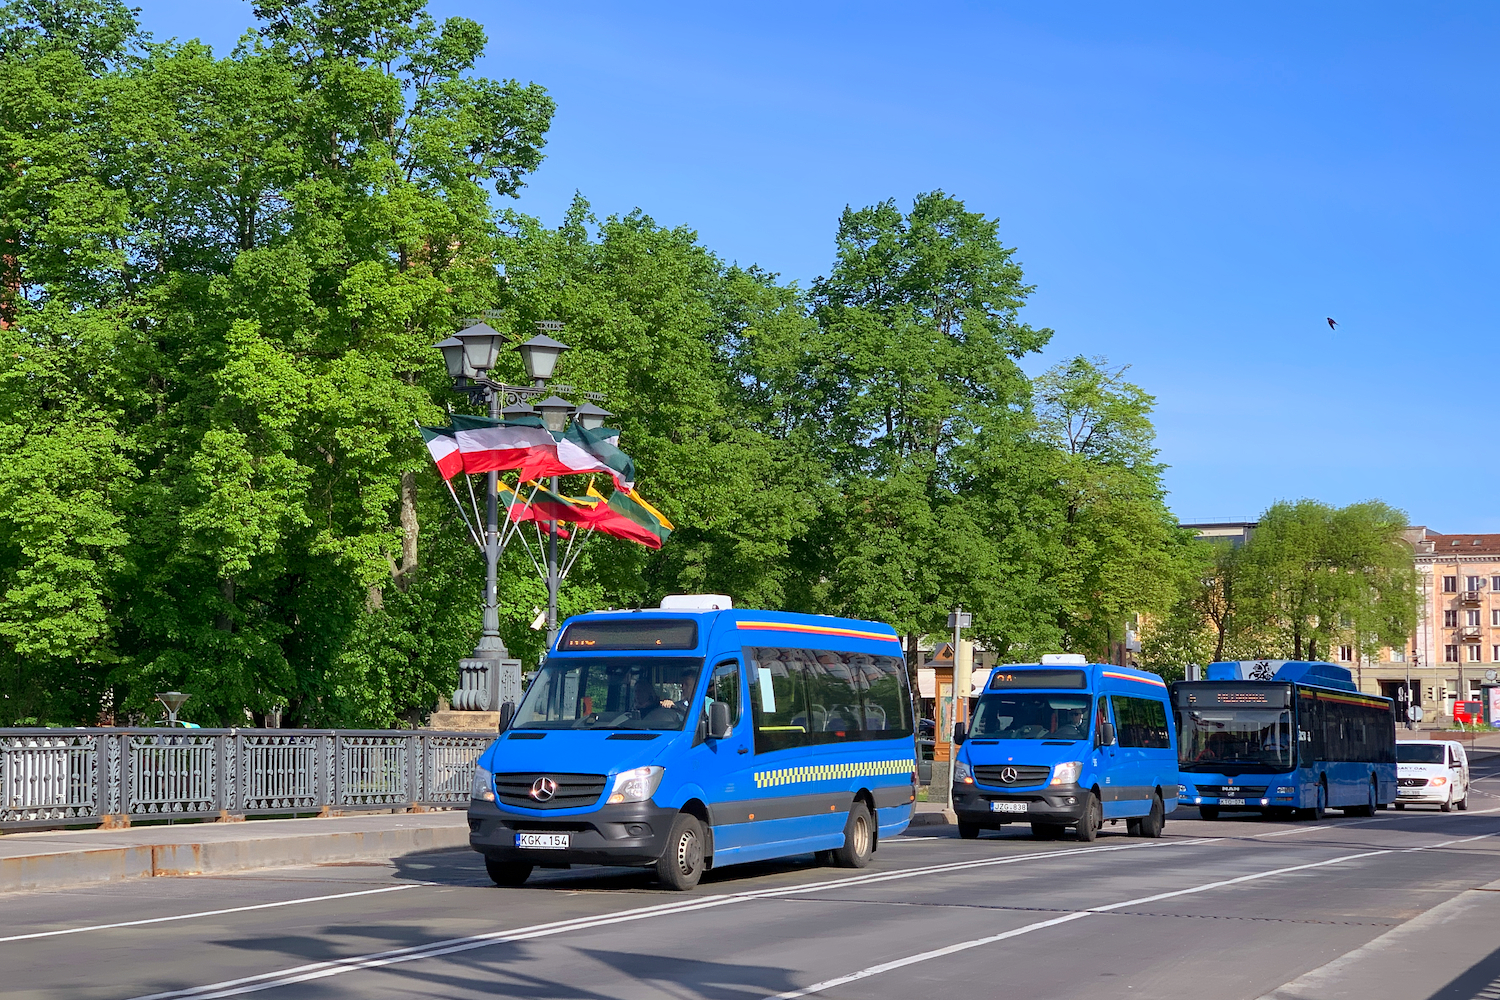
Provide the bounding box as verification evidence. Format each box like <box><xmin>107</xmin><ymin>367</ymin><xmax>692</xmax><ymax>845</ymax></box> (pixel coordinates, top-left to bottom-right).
<box><xmin>432</xmin><ymin>320</ymin><xmax>606</xmax><ymax>719</ymax></box>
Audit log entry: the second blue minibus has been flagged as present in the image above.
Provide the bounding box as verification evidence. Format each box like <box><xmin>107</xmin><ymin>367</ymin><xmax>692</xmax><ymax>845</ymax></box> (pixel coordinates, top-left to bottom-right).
<box><xmin>951</xmin><ymin>655</ymin><xmax>1180</xmax><ymax>841</ymax></box>
<box><xmin>467</xmin><ymin>599</ymin><xmax>918</xmax><ymax>889</ymax></box>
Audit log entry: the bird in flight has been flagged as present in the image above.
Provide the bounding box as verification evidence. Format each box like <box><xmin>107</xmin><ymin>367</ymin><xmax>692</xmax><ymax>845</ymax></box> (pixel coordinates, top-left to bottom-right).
<box><xmin>1326</xmin><ymin>317</ymin><xmax>1337</xmax><ymax>330</ymax></box>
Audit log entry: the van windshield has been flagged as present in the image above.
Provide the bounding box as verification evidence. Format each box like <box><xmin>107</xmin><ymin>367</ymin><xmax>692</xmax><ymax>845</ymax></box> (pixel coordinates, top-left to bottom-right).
<box><xmin>512</xmin><ymin>657</ymin><xmax>705</xmax><ymax>730</ymax></box>
<box><xmin>971</xmin><ymin>693</ymin><xmax>1092</xmax><ymax>740</ymax></box>
<box><xmin>1397</xmin><ymin>744</ymin><xmax>1446</xmax><ymax>764</ymax></box>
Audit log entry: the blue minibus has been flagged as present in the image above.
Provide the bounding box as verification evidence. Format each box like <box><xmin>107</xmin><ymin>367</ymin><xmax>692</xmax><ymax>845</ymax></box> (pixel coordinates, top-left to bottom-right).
<box><xmin>1172</xmin><ymin>660</ymin><xmax>1396</xmax><ymax>819</ymax></box>
<box><xmin>467</xmin><ymin>600</ymin><xmax>918</xmax><ymax>889</ymax></box>
<box><xmin>951</xmin><ymin>655</ymin><xmax>1179</xmax><ymax>841</ymax></box>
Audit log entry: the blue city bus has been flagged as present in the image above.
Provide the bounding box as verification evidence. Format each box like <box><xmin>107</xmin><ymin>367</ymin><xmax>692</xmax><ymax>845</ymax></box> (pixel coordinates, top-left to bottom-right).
<box><xmin>1172</xmin><ymin>660</ymin><xmax>1397</xmax><ymax>819</ymax></box>
<box><xmin>467</xmin><ymin>600</ymin><xmax>918</xmax><ymax>889</ymax></box>
<box><xmin>951</xmin><ymin>655</ymin><xmax>1180</xmax><ymax>841</ymax></box>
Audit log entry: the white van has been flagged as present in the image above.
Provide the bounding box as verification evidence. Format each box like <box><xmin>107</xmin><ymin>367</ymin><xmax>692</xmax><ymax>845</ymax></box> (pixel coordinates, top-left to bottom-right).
<box><xmin>1396</xmin><ymin>740</ymin><xmax>1470</xmax><ymax>811</ymax></box>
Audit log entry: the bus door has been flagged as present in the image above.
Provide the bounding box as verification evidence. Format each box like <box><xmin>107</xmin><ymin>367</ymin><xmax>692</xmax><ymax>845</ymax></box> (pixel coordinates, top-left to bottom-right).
<box><xmin>686</xmin><ymin>657</ymin><xmax>756</xmax><ymax>858</ymax></box>
<box><xmin>1093</xmin><ymin>695</ymin><xmax>1127</xmax><ymax>818</ymax></box>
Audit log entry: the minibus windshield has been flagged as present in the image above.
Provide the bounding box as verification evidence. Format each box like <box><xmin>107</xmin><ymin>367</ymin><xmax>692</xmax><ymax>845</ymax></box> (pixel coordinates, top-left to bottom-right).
<box><xmin>970</xmin><ymin>693</ymin><xmax>1092</xmax><ymax>741</ymax></box>
<box><xmin>1397</xmin><ymin>744</ymin><xmax>1445</xmax><ymax>764</ymax></box>
<box><xmin>1178</xmin><ymin>708</ymin><xmax>1293</xmax><ymax>772</ymax></box>
<box><xmin>511</xmin><ymin>656</ymin><xmax>705</xmax><ymax>731</ymax></box>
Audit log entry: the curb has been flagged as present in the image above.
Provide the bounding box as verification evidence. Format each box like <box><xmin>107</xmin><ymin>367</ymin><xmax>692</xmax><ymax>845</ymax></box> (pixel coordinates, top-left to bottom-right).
<box><xmin>0</xmin><ymin>823</ymin><xmax>471</xmax><ymax>893</ymax></box>
<box><xmin>909</xmin><ymin>811</ymin><xmax>951</xmax><ymax>827</ymax></box>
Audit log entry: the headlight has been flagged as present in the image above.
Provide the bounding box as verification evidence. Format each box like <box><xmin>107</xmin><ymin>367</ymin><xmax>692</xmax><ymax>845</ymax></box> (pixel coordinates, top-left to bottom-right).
<box><xmin>954</xmin><ymin>759</ymin><xmax>973</xmax><ymax>784</ymax></box>
<box><xmin>471</xmin><ymin>764</ymin><xmax>494</xmax><ymax>802</ymax></box>
<box><xmin>1050</xmin><ymin>761</ymin><xmax>1083</xmax><ymax>786</ymax></box>
<box><xmin>1429</xmin><ymin>776</ymin><xmax>1448</xmax><ymax>787</ymax></box>
<box><xmin>608</xmin><ymin>765</ymin><xmax>665</xmax><ymax>804</ymax></box>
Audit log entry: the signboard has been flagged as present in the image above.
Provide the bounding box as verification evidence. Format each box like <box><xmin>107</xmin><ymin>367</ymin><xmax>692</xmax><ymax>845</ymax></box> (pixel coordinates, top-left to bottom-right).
<box><xmin>987</xmin><ymin>669</ymin><xmax>1087</xmax><ymax>690</ymax></box>
<box><xmin>558</xmin><ymin>619</ymin><xmax>698</xmax><ymax>651</ymax></box>
<box><xmin>1489</xmin><ymin>685</ymin><xmax>1500</xmax><ymax>728</ymax></box>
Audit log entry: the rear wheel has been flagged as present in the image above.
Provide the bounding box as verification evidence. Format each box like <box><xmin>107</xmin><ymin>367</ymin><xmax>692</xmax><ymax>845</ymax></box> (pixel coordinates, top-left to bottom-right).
<box><xmin>1031</xmin><ymin>822</ymin><xmax>1065</xmax><ymax>840</ymax></box>
<box><xmin>1138</xmin><ymin>794</ymin><xmax>1165</xmax><ymax>838</ymax></box>
<box><xmin>1395</xmin><ymin>802</ymin><xmax>1406</xmax><ymax>810</ymax></box>
<box><xmin>1199</xmin><ymin>805</ymin><xmax>1220</xmax><ymax>820</ymax></box>
<box><xmin>484</xmin><ymin>857</ymin><xmax>533</xmax><ymax>887</ymax></box>
<box><xmin>957</xmin><ymin>820</ymin><xmax>981</xmax><ymax>840</ymax></box>
<box><xmin>656</xmin><ymin>813</ymin><xmax>706</xmax><ymax>890</ymax></box>
<box><xmin>1299</xmin><ymin>782</ymin><xmax>1326</xmax><ymax>821</ymax></box>
<box><xmin>1458</xmin><ymin>789</ymin><xmax>1469</xmax><ymax>811</ymax></box>
<box><xmin>832</xmin><ymin>801</ymin><xmax>874</xmax><ymax>868</ymax></box>
<box><xmin>1075</xmin><ymin>793</ymin><xmax>1102</xmax><ymax>842</ymax></box>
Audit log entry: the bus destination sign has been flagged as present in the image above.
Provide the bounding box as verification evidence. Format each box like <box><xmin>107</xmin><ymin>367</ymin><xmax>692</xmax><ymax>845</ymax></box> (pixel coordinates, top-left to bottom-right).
<box><xmin>988</xmin><ymin>669</ymin><xmax>1087</xmax><ymax>690</ymax></box>
<box><xmin>559</xmin><ymin>619</ymin><xmax>699</xmax><ymax>651</ymax></box>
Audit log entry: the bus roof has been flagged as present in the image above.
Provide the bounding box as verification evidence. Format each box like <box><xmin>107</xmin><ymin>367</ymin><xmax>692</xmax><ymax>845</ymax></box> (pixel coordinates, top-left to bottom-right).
<box><xmin>1207</xmin><ymin>660</ymin><xmax>1359</xmax><ymax>692</ymax></box>
<box><xmin>552</xmin><ymin>608</ymin><xmax>903</xmax><ymax>656</ymax></box>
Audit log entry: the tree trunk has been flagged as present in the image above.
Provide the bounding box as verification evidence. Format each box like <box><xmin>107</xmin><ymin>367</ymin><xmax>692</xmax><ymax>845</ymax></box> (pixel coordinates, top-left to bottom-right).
<box><xmin>395</xmin><ymin>470</ymin><xmax>418</xmax><ymax>592</ymax></box>
<box><xmin>215</xmin><ymin>577</ymin><xmax>236</xmax><ymax>633</ymax></box>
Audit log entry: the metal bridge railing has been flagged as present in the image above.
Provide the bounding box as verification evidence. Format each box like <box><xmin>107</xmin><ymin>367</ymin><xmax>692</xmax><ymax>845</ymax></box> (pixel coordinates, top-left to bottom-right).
<box><xmin>0</xmin><ymin>729</ymin><xmax>493</xmax><ymax>831</ymax></box>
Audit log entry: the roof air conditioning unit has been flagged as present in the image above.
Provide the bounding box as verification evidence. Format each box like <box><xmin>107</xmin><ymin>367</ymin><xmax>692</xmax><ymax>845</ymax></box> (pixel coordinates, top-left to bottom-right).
<box><xmin>1040</xmin><ymin>653</ymin><xmax>1088</xmax><ymax>666</ymax></box>
<box><xmin>659</xmin><ymin>594</ymin><xmax>734</xmax><ymax>611</ymax></box>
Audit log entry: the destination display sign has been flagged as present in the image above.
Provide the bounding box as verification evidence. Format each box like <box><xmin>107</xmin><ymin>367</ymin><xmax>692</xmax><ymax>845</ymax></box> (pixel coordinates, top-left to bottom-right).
<box><xmin>559</xmin><ymin>619</ymin><xmax>699</xmax><ymax>651</ymax></box>
<box><xmin>987</xmin><ymin>669</ymin><xmax>1087</xmax><ymax>690</ymax></box>
<box><xmin>1174</xmin><ymin>682</ymin><xmax>1291</xmax><ymax>708</ymax></box>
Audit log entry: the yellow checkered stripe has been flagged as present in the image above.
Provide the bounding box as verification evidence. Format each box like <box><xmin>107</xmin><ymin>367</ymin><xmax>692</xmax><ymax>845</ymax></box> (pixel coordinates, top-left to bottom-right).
<box><xmin>753</xmin><ymin>758</ymin><xmax>916</xmax><ymax>790</ymax></box>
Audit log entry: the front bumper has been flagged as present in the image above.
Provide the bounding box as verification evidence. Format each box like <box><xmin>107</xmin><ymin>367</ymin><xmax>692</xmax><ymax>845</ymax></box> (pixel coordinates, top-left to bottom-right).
<box><xmin>1179</xmin><ymin>795</ymin><xmax>1290</xmax><ymax>810</ymax></box>
<box><xmin>468</xmin><ymin>797</ymin><xmax>679</xmax><ymax>867</ymax></box>
<box><xmin>1396</xmin><ymin>787</ymin><xmax>1448</xmax><ymax>804</ymax></box>
<box><xmin>952</xmin><ymin>782</ymin><xmax>1087</xmax><ymax>826</ymax></box>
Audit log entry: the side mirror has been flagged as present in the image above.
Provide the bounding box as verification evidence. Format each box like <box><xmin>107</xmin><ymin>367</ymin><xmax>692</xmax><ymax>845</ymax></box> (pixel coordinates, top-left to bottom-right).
<box><xmin>707</xmin><ymin>701</ymin><xmax>732</xmax><ymax>740</ymax></box>
<box><xmin>953</xmin><ymin>722</ymin><xmax>967</xmax><ymax>745</ymax></box>
<box><xmin>1098</xmin><ymin>721</ymin><xmax>1116</xmax><ymax>746</ymax></box>
<box><xmin>497</xmin><ymin>701</ymin><xmax>516</xmax><ymax>732</ymax></box>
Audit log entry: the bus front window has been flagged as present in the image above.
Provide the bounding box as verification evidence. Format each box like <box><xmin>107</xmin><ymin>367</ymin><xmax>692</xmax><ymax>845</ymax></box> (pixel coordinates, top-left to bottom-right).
<box><xmin>971</xmin><ymin>694</ymin><xmax>1092</xmax><ymax>741</ymax></box>
<box><xmin>511</xmin><ymin>657</ymin><xmax>705</xmax><ymax>731</ymax></box>
<box><xmin>1179</xmin><ymin>709</ymin><xmax>1294</xmax><ymax>771</ymax></box>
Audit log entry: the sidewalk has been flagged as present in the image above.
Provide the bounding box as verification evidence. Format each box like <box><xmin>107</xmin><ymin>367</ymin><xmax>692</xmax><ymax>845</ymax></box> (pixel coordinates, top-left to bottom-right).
<box><xmin>1260</xmin><ymin>875</ymin><xmax>1500</xmax><ymax>999</ymax></box>
<box><xmin>0</xmin><ymin>811</ymin><xmax>470</xmax><ymax>893</ymax></box>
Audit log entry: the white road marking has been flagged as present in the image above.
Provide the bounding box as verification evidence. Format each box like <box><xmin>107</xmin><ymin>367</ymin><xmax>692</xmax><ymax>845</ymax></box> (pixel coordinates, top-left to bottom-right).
<box><xmin>127</xmin><ymin>837</ymin><xmax>1215</xmax><ymax>999</ymax></box>
<box><xmin>889</xmin><ymin>836</ymin><xmax>939</xmax><ymax>842</ymax></box>
<box><xmin>0</xmin><ymin>885</ymin><xmax>424</xmax><ymax>944</ymax></box>
<box><xmin>769</xmin><ymin>831</ymin><xmax>1497</xmax><ymax>998</ymax></box>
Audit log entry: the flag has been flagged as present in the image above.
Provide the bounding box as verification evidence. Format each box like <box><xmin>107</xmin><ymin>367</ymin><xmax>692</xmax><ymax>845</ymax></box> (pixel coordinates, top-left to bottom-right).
<box><xmin>519</xmin><ymin>424</ymin><xmax>637</xmax><ymax>489</ymax></box>
<box><xmin>418</xmin><ymin>426</ymin><xmax>463</xmax><ymax>481</ymax></box>
<box><xmin>501</xmin><ymin>481</ymin><xmax>593</xmax><ymax>529</ymax></box>
<box><xmin>450</xmin><ymin>413</ymin><xmax>557</xmax><ymax>475</ymax></box>
<box><xmin>584</xmin><ymin>484</ymin><xmax>672</xmax><ymax>549</ymax></box>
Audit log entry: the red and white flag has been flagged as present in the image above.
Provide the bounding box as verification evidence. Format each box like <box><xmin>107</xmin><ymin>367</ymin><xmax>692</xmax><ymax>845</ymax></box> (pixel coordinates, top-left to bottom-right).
<box><xmin>449</xmin><ymin>414</ymin><xmax>557</xmax><ymax>475</ymax></box>
<box><xmin>418</xmin><ymin>426</ymin><xmax>464</xmax><ymax>480</ymax></box>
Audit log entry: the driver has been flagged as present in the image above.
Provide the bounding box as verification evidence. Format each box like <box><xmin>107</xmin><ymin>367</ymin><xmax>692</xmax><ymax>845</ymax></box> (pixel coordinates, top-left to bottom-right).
<box><xmin>1053</xmin><ymin>707</ymin><xmax>1087</xmax><ymax>740</ymax></box>
<box><xmin>661</xmin><ymin>667</ymin><xmax>698</xmax><ymax>713</ymax></box>
<box><xmin>633</xmin><ymin>681</ymin><xmax>662</xmax><ymax>717</ymax></box>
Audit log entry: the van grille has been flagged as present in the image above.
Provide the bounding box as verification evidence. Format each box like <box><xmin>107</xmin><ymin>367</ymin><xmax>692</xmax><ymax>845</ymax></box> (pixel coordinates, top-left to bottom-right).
<box><xmin>494</xmin><ymin>772</ymin><xmax>607</xmax><ymax>810</ymax></box>
<box><xmin>1192</xmin><ymin>785</ymin><xmax>1267</xmax><ymax>798</ymax></box>
<box><xmin>973</xmin><ymin>765</ymin><xmax>1051</xmax><ymax>788</ymax></box>
<box><xmin>1398</xmin><ymin>778</ymin><xmax>1427</xmax><ymax>788</ymax></box>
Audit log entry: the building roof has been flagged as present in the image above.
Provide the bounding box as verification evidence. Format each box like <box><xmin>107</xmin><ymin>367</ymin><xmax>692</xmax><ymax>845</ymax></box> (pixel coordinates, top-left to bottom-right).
<box><xmin>1423</xmin><ymin>533</ymin><xmax>1500</xmax><ymax>556</ymax></box>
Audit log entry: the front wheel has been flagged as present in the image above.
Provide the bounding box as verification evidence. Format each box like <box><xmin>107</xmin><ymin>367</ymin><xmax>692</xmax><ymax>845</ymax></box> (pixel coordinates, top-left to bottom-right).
<box><xmin>656</xmin><ymin>813</ymin><xmax>706</xmax><ymax>890</ymax></box>
<box><xmin>957</xmin><ymin>820</ymin><xmax>981</xmax><ymax>840</ymax></box>
<box><xmin>484</xmin><ymin>857</ymin><xmax>533</xmax><ymax>887</ymax></box>
<box><xmin>1298</xmin><ymin>783</ymin><xmax>1326</xmax><ymax>821</ymax></box>
<box><xmin>1075</xmin><ymin>793</ymin><xmax>1102</xmax><ymax>842</ymax></box>
<box><xmin>832</xmin><ymin>801</ymin><xmax>874</xmax><ymax>867</ymax></box>
<box><xmin>1441</xmin><ymin>793</ymin><xmax>1453</xmax><ymax>813</ymax></box>
<box><xmin>1348</xmin><ymin>780</ymin><xmax>1376</xmax><ymax>818</ymax></box>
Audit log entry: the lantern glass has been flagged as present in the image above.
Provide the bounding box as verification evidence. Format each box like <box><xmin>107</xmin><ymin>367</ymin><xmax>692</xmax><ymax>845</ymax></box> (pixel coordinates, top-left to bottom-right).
<box><xmin>573</xmin><ymin>402</ymin><xmax>613</xmax><ymax>431</ymax></box>
<box><xmin>434</xmin><ymin>338</ymin><xmax>468</xmax><ymax>378</ymax></box>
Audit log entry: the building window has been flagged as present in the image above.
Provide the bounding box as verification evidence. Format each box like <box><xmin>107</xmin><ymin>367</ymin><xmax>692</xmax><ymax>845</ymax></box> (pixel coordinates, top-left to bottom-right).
<box><xmin>1470</xmin><ymin>576</ymin><xmax>1485</xmax><ymax>591</ymax></box>
<box><xmin>1444</xmin><ymin>576</ymin><xmax>1458</xmax><ymax>593</ymax></box>
<box><xmin>1391</xmin><ymin>649</ymin><xmax>1405</xmax><ymax>662</ymax></box>
<box><xmin>1493</xmin><ymin>644</ymin><xmax>1500</xmax><ymax>662</ymax></box>
<box><xmin>1492</xmin><ymin>575</ymin><xmax>1500</xmax><ymax>590</ymax></box>
<box><xmin>1445</xmin><ymin>644</ymin><xmax>1459</xmax><ymax>662</ymax></box>
<box><xmin>1338</xmin><ymin>645</ymin><xmax>1353</xmax><ymax>661</ymax></box>
<box><xmin>1470</xmin><ymin>645</ymin><xmax>1483</xmax><ymax>662</ymax></box>
<box><xmin>1469</xmin><ymin>609</ymin><xmax>1482</xmax><ymax>627</ymax></box>
<box><xmin>1444</xmin><ymin>610</ymin><xmax>1459</xmax><ymax>628</ymax></box>
<box><xmin>1493</xmin><ymin>609</ymin><xmax>1500</xmax><ymax>627</ymax></box>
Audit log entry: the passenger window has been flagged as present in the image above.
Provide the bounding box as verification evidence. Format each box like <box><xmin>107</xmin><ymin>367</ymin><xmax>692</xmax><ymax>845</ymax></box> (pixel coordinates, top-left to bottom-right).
<box><xmin>851</xmin><ymin>654</ymin><xmax>908</xmax><ymax>733</ymax></box>
<box><xmin>1114</xmin><ymin>696</ymin><xmax>1171</xmax><ymax>749</ymax></box>
<box><xmin>746</xmin><ymin>646</ymin><xmax>912</xmax><ymax>752</ymax></box>
<box><xmin>707</xmin><ymin>661</ymin><xmax>741</xmax><ymax>729</ymax></box>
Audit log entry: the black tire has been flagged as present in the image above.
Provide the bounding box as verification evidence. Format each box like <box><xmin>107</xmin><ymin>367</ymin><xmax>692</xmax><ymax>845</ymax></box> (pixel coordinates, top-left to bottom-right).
<box><xmin>833</xmin><ymin>801</ymin><xmax>875</xmax><ymax>867</ymax></box>
<box><xmin>1075</xmin><ymin>793</ymin><xmax>1102</xmax><ymax>842</ymax></box>
<box><xmin>1298</xmin><ymin>782</ymin><xmax>1326</xmax><ymax>821</ymax></box>
<box><xmin>1395</xmin><ymin>802</ymin><xmax>1406</xmax><ymax>810</ymax></box>
<box><xmin>957</xmin><ymin>820</ymin><xmax>981</xmax><ymax>840</ymax></box>
<box><xmin>814</xmin><ymin>849</ymin><xmax>835</xmax><ymax>864</ymax></box>
<box><xmin>1031</xmin><ymin>822</ymin><xmax>1065</xmax><ymax>840</ymax></box>
<box><xmin>1441</xmin><ymin>794</ymin><xmax>1453</xmax><ymax>813</ymax></box>
<box><xmin>656</xmin><ymin>812</ymin><xmax>706</xmax><ymax>890</ymax></box>
<box><xmin>1458</xmin><ymin>791</ymin><xmax>1469</xmax><ymax>811</ymax></box>
<box><xmin>1199</xmin><ymin>805</ymin><xmax>1220</xmax><ymax>820</ymax></box>
<box><xmin>1347</xmin><ymin>780</ymin><xmax>1377</xmax><ymax>818</ymax></box>
<box><xmin>1125</xmin><ymin>818</ymin><xmax>1142</xmax><ymax>837</ymax></box>
<box><xmin>484</xmin><ymin>857</ymin><xmax>533</xmax><ymax>887</ymax></box>
<box><xmin>1138</xmin><ymin>794</ymin><xmax>1165</xmax><ymax>838</ymax></box>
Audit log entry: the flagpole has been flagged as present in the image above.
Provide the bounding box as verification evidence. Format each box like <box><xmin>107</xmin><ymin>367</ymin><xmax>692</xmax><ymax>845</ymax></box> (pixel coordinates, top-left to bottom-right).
<box><xmin>547</xmin><ymin>474</ymin><xmax>561</xmax><ymax>647</ymax></box>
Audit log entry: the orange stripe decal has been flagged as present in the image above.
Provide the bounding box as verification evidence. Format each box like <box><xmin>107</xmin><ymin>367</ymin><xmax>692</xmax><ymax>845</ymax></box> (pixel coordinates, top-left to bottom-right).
<box><xmin>1102</xmin><ymin>671</ymin><xmax>1167</xmax><ymax>688</ymax></box>
<box><xmin>735</xmin><ymin>621</ymin><xmax>900</xmax><ymax>643</ymax></box>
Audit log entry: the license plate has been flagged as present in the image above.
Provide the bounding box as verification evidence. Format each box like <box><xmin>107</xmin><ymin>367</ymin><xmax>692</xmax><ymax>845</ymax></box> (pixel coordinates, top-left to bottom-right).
<box><xmin>990</xmin><ymin>801</ymin><xmax>1028</xmax><ymax>814</ymax></box>
<box><xmin>1398</xmin><ymin>790</ymin><xmax>1420</xmax><ymax>797</ymax></box>
<box><xmin>516</xmin><ymin>833</ymin><xmax>569</xmax><ymax>849</ymax></box>
<box><xmin>1218</xmin><ymin>798</ymin><xmax>1245</xmax><ymax>806</ymax></box>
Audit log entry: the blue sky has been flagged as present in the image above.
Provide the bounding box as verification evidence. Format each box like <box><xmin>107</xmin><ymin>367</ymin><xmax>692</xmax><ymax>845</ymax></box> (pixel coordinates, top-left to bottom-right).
<box><xmin>137</xmin><ymin>2</ymin><xmax>1500</xmax><ymax>530</ymax></box>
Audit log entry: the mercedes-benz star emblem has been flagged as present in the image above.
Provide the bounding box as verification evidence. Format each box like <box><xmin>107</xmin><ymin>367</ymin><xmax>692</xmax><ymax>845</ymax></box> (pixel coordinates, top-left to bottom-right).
<box><xmin>1000</xmin><ymin>766</ymin><xmax>1017</xmax><ymax>783</ymax></box>
<box><xmin>529</xmin><ymin>776</ymin><xmax>557</xmax><ymax>802</ymax></box>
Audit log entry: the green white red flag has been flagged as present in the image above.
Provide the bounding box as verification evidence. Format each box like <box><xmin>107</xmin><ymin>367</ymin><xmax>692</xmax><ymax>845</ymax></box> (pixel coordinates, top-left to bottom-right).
<box><xmin>418</xmin><ymin>426</ymin><xmax>463</xmax><ymax>480</ymax></box>
<box><xmin>449</xmin><ymin>413</ymin><xmax>555</xmax><ymax>476</ymax></box>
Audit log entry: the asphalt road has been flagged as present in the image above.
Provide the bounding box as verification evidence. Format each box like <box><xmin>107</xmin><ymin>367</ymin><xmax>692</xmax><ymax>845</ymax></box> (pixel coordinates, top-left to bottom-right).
<box><xmin>5</xmin><ymin>758</ymin><xmax>1500</xmax><ymax>1000</ymax></box>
